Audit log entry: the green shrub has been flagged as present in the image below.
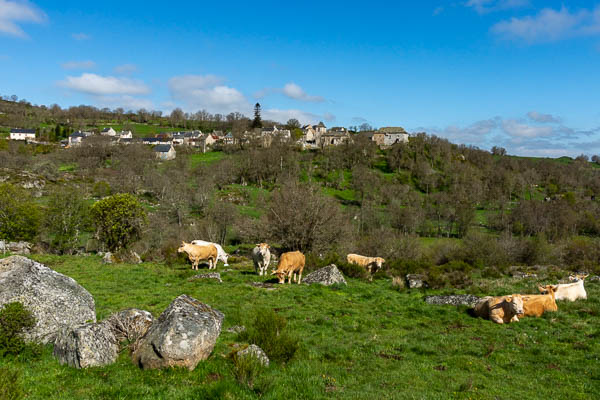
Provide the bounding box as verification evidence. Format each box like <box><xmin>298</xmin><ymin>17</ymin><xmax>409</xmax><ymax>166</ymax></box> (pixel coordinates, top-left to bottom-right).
<box><xmin>0</xmin><ymin>302</ymin><xmax>35</xmax><ymax>357</ymax></box>
<box><xmin>0</xmin><ymin>367</ymin><xmax>25</xmax><ymax>400</ymax></box>
<box><xmin>427</xmin><ymin>261</ymin><xmax>473</xmax><ymax>289</ymax></box>
<box><xmin>0</xmin><ymin>183</ymin><xmax>41</xmax><ymax>241</ymax></box>
<box><xmin>238</xmin><ymin>310</ymin><xmax>299</xmax><ymax>363</ymax></box>
<box><xmin>231</xmin><ymin>348</ymin><xmax>265</xmax><ymax>389</ymax></box>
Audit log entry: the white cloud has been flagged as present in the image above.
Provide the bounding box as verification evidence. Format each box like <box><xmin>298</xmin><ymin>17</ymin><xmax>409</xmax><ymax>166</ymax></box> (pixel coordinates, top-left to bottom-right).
<box><xmin>323</xmin><ymin>112</ymin><xmax>336</xmax><ymax>122</ymax></box>
<box><xmin>262</xmin><ymin>108</ymin><xmax>322</xmax><ymax>125</ymax></box>
<box><xmin>168</xmin><ymin>74</ymin><xmax>248</xmax><ymax>114</ymax></box>
<box><xmin>59</xmin><ymin>73</ymin><xmax>151</xmax><ymax>95</ymax></box>
<box><xmin>71</xmin><ymin>32</ymin><xmax>90</xmax><ymax>41</ymax></box>
<box><xmin>501</xmin><ymin>119</ymin><xmax>554</xmax><ymax>139</ymax></box>
<box><xmin>491</xmin><ymin>6</ymin><xmax>600</xmax><ymax>43</ymax></box>
<box><xmin>527</xmin><ymin>111</ymin><xmax>561</xmax><ymax>123</ymax></box>
<box><xmin>428</xmin><ymin>118</ymin><xmax>499</xmax><ymax>144</ymax></box>
<box><xmin>114</xmin><ymin>64</ymin><xmax>138</xmax><ymax>74</ymax></box>
<box><xmin>282</xmin><ymin>83</ymin><xmax>325</xmax><ymax>102</ymax></box>
<box><xmin>0</xmin><ymin>0</ymin><xmax>46</xmax><ymax>37</ymax></box>
<box><xmin>61</xmin><ymin>60</ymin><xmax>96</xmax><ymax>70</ymax></box>
<box><xmin>465</xmin><ymin>0</ymin><xmax>529</xmax><ymax>14</ymax></box>
<box><xmin>255</xmin><ymin>82</ymin><xmax>325</xmax><ymax>102</ymax></box>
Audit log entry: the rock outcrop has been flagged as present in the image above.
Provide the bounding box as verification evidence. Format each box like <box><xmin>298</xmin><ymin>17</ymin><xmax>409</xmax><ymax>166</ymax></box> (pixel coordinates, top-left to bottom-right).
<box><xmin>406</xmin><ymin>274</ymin><xmax>428</xmax><ymax>289</ymax></box>
<box><xmin>53</xmin><ymin>321</ymin><xmax>119</xmax><ymax>369</ymax></box>
<box><xmin>236</xmin><ymin>344</ymin><xmax>269</xmax><ymax>367</ymax></box>
<box><xmin>302</xmin><ymin>264</ymin><xmax>347</xmax><ymax>286</ymax></box>
<box><xmin>425</xmin><ymin>294</ymin><xmax>480</xmax><ymax>307</ymax></box>
<box><xmin>132</xmin><ymin>295</ymin><xmax>224</xmax><ymax>370</ymax></box>
<box><xmin>0</xmin><ymin>256</ymin><xmax>96</xmax><ymax>344</ymax></box>
<box><xmin>0</xmin><ymin>241</ymin><xmax>32</xmax><ymax>255</ymax></box>
<box><xmin>189</xmin><ymin>272</ymin><xmax>222</xmax><ymax>283</ymax></box>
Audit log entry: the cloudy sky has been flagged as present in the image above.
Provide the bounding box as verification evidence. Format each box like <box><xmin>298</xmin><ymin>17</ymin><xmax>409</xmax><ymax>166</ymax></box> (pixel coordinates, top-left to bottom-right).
<box><xmin>1</xmin><ymin>0</ymin><xmax>600</xmax><ymax>157</ymax></box>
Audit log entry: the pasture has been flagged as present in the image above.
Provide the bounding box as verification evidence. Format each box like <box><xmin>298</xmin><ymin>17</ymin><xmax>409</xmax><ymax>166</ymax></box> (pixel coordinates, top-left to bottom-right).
<box><xmin>1</xmin><ymin>254</ymin><xmax>599</xmax><ymax>399</ymax></box>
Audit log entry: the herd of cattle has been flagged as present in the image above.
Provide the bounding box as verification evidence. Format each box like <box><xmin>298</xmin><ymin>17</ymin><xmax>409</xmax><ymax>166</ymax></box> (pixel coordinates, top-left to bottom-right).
<box><xmin>177</xmin><ymin>240</ymin><xmax>590</xmax><ymax>324</ymax></box>
<box><xmin>177</xmin><ymin>241</ymin><xmax>386</xmax><ymax>284</ymax></box>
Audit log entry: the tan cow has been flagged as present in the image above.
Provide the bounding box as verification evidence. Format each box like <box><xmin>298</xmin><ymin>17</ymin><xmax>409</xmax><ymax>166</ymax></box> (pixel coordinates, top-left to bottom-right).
<box><xmin>177</xmin><ymin>241</ymin><xmax>218</xmax><ymax>270</ymax></box>
<box><xmin>521</xmin><ymin>286</ymin><xmax>558</xmax><ymax>317</ymax></box>
<box><xmin>347</xmin><ymin>254</ymin><xmax>385</xmax><ymax>279</ymax></box>
<box><xmin>271</xmin><ymin>251</ymin><xmax>305</xmax><ymax>284</ymax></box>
<box><xmin>473</xmin><ymin>294</ymin><xmax>524</xmax><ymax>324</ymax></box>
<box><xmin>537</xmin><ymin>274</ymin><xmax>588</xmax><ymax>301</ymax></box>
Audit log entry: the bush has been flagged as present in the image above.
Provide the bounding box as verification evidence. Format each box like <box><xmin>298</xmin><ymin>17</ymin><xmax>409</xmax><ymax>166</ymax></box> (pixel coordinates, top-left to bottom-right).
<box><xmin>0</xmin><ymin>302</ymin><xmax>35</xmax><ymax>357</ymax></box>
<box><xmin>427</xmin><ymin>261</ymin><xmax>473</xmax><ymax>289</ymax></box>
<box><xmin>337</xmin><ymin>261</ymin><xmax>369</xmax><ymax>280</ymax></box>
<box><xmin>0</xmin><ymin>367</ymin><xmax>25</xmax><ymax>400</ymax></box>
<box><xmin>238</xmin><ymin>310</ymin><xmax>299</xmax><ymax>363</ymax></box>
<box><xmin>0</xmin><ymin>183</ymin><xmax>41</xmax><ymax>241</ymax></box>
<box><xmin>231</xmin><ymin>348</ymin><xmax>265</xmax><ymax>389</ymax></box>
<box><xmin>90</xmin><ymin>193</ymin><xmax>147</xmax><ymax>252</ymax></box>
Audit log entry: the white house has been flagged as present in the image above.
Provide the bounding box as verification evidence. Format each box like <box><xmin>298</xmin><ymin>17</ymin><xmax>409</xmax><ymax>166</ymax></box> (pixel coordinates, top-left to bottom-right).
<box><xmin>100</xmin><ymin>127</ymin><xmax>117</xmax><ymax>136</ymax></box>
<box><xmin>10</xmin><ymin>128</ymin><xmax>36</xmax><ymax>141</ymax></box>
<box><xmin>118</xmin><ymin>130</ymin><xmax>133</xmax><ymax>139</ymax></box>
<box><xmin>154</xmin><ymin>144</ymin><xmax>176</xmax><ymax>160</ymax></box>
<box><xmin>68</xmin><ymin>131</ymin><xmax>89</xmax><ymax>146</ymax></box>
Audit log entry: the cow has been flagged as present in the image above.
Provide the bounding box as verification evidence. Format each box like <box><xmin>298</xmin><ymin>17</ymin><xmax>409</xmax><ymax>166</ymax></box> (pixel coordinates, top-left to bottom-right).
<box><xmin>252</xmin><ymin>243</ymin><xmax>271</xmax><ymax>276</ymax></box>
<box><xmin>473</xmin><ymin>294</ymin><xmax>524</xmax><ymax>324</ymax></box>
<box><xmin>191</xmin><ymin>240</ymin><xmax>229</xmax><ymax>266</ymax></box>
<box><xmin>177</xmin><ymin>241</ymin><xmax>218</xmax><ymax>270</ymax></box>
<box><xmin>271</xmin><ymin>251</ymin><xmax>305</xmax><ymax>284</ymax></box>
<box><xmin>346</xmin><ymin>253</ymin><xmax>385</xmax><ymax>280</ymax></box>
<box><xmin>521</xmin><ymin>286</ymin><xmax>558</xmax><ymax>317</ymax></box>
<box><xmin>537</xmin><ymin>274</ymin><xmax>588</xmax><ymax>301</ymax></box>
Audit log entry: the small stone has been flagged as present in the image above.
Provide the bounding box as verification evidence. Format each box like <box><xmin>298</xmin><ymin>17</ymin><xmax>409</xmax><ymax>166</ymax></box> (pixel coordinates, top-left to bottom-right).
<box><xmin>425</xmin><ymin>294</ymin><xmax>480</xmax><ymax>307</ymax></box>
<box><xmin>406</xmin><ymin>274</ymin><xmax>428</xmax><ymax>289</ymax></box>
<box><xmin>236</xmin><ymin>344</ymin><xmax>269</xmax><ymax>367</ymax></box>
<box><xmin>227</xmin><ymin>325</ymin><xmax>246</xmax><ymax>334</ymax></box>
<box><xmin>190</xmin><ymin>272</ymin><xmax>222</xmax><ymax>283</ymax></box>
<box><xmin>102</xmin><ymin>252</ymin><xmax>114</xmax><ymax>264</ymax></box>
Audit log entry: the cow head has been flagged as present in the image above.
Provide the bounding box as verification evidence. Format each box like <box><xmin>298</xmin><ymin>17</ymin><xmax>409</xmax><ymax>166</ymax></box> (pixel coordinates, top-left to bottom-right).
<box><xmin>177</xmin><ymin>242</ymin><xmax>187</xmax><ymax>253</ymax></box>
<box><xmin>271</xmin><ymin>269</ymin><xmax>286</xmax><ymax>284</ymax></box>
<box><xmin>256</xmin><ymin>243</ymin><xmax>270</xmax><ymax>255</ymax></box>
<box><xmin>569</xmin><ymin>273</ymin><xmax>589</xmax><ymax>282</ymax></box>
<box><xmin>372</xmin><ymin>257</ymin><xmax>385</xmax><ymax>273</ymax></box>
<box><xmin>537</xmin><ymin>284</ymin><xmax>559</xmax><ymax>294</ymax></box>
<box><xmin>505</xmin><ymin>295</ymin><xmax>524</xmax><ymax>316</ymax></box>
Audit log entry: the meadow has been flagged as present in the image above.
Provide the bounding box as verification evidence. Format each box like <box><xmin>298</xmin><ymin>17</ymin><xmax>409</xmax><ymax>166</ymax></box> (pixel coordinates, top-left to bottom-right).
<box><xmin>1</xmin><ymin>254</ymin><xmax>598</xmax><ymax>399</ymax></box>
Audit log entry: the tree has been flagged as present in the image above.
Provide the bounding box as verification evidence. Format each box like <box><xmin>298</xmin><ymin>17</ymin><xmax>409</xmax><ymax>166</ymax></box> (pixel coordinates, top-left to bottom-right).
<box><xmin>491</xmin><ymin>146</ymin><xmax>506</xmax><ymax>156</ymax></box>
<box><xmin>90</xmin><ymin>193</ymin><xmax>147</xmax><ymax>251</ymax></box>
<box><xmin>0</xmin><ymin>183</ymin><xmax>40</xmax><ymax>241</ymax></box>
<box><xmin>286</xmin><ymin>118</ymin><xmax>300</xmax><ymax>130</ymax></box>
<box><xmin>251</xmin><ymin>103</ymin><xmax>262</xmax><ymax>129</ymax></box>
<box><xmin>592</xmin><ymin>155</ymin><xmax>600</xmax><ymax>164</ymax></box>
<box><xmin>44</xmin><ymin>188</ymin><xmax>90</xmax><ymax>254</ymax></box>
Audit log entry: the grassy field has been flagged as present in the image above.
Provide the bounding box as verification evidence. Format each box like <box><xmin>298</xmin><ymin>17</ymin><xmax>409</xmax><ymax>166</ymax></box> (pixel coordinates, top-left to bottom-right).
<box><xmin>1</xmin><ymin>254</ymin><xmax>598</xmax><ymax>399</ymax></box>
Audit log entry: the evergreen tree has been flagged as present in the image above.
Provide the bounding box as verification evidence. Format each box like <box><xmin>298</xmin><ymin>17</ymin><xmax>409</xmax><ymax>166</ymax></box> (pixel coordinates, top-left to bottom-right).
<box><xmin>251</xmin><ymin>103</ymin><xmax>262</xmax><ymax>129</ymax></box>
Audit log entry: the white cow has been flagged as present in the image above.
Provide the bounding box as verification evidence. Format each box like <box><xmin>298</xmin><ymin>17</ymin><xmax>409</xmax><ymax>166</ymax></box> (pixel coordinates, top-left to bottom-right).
<box><xmin>191</xmin><ymin>240</ymin><xmax>229</xmax><ymax>266</ymax></box>
<box><xmin>538</xmin><ymin>274</ymin><xmax>588</xmax><ymax>301</ymax></box>
<box><xmin>252</xmin><ymin>243</ymin><xmax>271</xmax><ymax>276</ymax></box>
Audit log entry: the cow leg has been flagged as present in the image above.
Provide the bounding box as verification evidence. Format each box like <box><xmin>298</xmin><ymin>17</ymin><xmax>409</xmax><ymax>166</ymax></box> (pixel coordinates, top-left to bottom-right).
<box><xmin>490</xmin><ymin>315</ymin><xmax>504</xmax><ymax>324</ymax></box>
<box><xmin>297</xmin><ymin>271</ymin><xmax>302</xmax><ymax>284</ymax></box>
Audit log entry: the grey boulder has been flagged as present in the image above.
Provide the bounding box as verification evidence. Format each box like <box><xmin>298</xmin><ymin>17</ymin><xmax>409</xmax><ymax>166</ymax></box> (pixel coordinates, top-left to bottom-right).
<box><xmin>53</xmin><ymin>321</ymin><xmax>119</xmax><ymax>368</ymax></box>
<box><xmin>425</xmin><ymin>294</ymin><xmax>480</xmax><ymax>307</ymax></box>
<box><xmin>0</xmin><ymin>241</ymin><xmax>32</xmax><ymax>255</ymax></box>
<box><xmin>303</xmin><ymin>264</ymin><xmax>347</xmax><ymax>286</ymax></box>
<box><xmin>406</xmin><ymin>274</ymin><xmax>428</xmax><ymax>289</ymax></box>
<box><xmin>105</xmin><ymin>308</ymin><xmax>154</xmax><ymax>343</ymax></box>
<box><xmin>190</xmin><ymin>272</ymin><xmax>222</xmax><ymax>283</ymax></box>
<box><xmin>236</xmin><ymin>344</ymin><xmax>269</xmax><ymax>367</ymax></box>
<box><xmin>0</xmin><ymin>255</ymin><xmax>96</xmax><ymax>344</ymax></box>
<box><xmin>132</xmin><ymin>295</ymin><xmax>224</xmax><ymax>370</ymax></box>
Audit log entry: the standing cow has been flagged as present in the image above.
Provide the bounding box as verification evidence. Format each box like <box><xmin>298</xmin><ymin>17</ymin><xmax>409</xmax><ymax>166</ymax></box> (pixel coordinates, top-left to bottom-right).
<box><xmin>252</xmin><ymin>243</ymin><xmax>271</xmax><ymax>276</ymax></box>
<box><xmin>271</xmin><ymin>251</ymin><xmax>305</xmax><ymax>284</ymax></box>
<box><xmin>346</xmin><ymin>253</ymin><xmax>386</xmax><ymax>280</ymax></box>
<box><xmin>192</xmin><ymin>240</ymin><xmax>229</xmax><ymax>266</ymax></box>
<box><xmin>178</xmin><ymin>242</ymin><xmax>218</xmax><ymax>270</ymax></box>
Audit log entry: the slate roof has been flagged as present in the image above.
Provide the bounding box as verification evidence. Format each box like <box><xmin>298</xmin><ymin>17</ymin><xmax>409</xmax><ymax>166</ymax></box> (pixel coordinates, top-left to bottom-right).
<box><xmin>10</xmin><ymin>128</ymin><xmax>36</xmax><ymax>134</ymax></box>
<box><xmin>154</xmin><ymin>144</ymin><xmax>173</xmax><ymax>153</ymax></box>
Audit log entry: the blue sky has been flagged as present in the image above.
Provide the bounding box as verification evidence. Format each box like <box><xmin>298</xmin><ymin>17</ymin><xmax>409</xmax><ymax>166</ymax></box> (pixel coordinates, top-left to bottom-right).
<box><xmin>1</xmin><ymin>0</ymin><xmax>600</xmax><ymax>157</ymax></box>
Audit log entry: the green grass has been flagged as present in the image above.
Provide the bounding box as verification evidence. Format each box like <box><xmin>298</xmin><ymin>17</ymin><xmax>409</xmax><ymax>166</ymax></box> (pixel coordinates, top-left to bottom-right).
<box><xmin>58</xmin><ymin>163</ymin><xmax>77</xmax><ymax>172</ymax></box>
<box><xmin>1</xmin><ymin>254</ymin><xmax>599</xmax><ymax>399</ymax></box>
<box><xmin>189</xmin><ymin>151</ymin><xmax>226</xmax><ymax>168</ymax></box>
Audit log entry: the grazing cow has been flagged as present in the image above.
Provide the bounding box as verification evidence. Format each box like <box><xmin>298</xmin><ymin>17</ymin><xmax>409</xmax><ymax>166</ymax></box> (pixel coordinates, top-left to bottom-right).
<box><xmin>271</xmin><ymin>251</ymin><xmax>305</xmax><ymax>284</ymax></box>
<box><xmin>191</xmin><ymin>240</ymin><xmax>229</xmax><ymax>266</ymax></box>
<box><xmin>177</xmin><ymin>242</ymin><xmax>218</xmax><ymax>270</ymax></box>
<box><xmin>473</xmin><ymin>294</ymin><xmax>524</xmax><ymax>324</ymax></box>
<box><xmin>537</xmin><ymin>274</ymin><xmax>588</xmax><ymax>301</ymax></box>
<box><xmin>522</xmin><ymin>286</ymin><xmax>557</xmax><ymax>317</ymax></box>
<box><xmin>252</xmin><ymin>243</ymin><xmax>271</xmax><ymax>276</ymax></box>
<box><xmin>346</xmin><ymin>254</ymin><xmax>385</xmax><ymax>279</ymax></box>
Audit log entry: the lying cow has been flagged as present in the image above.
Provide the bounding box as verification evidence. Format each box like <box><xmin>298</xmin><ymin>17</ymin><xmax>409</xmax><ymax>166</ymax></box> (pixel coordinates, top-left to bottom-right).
<box><xmin>473</xmin><ymin>294</ymin><xmax>524</xmax><ymax>324</ymax></box>
<box><xmin>347</xmin><ymin>253</ymin><xmax>385</xmax><ymax>279</ymax></box>
<box><xmin>178</xmin><ymin>241</ymin><xmax>218</xmax><ymax>270</ymax></box>
<box><xmin>537</xmin><ymin>274</ymin><xmax>588</xmax><ymax>301</ymax></box>
<box><xmin>252</xmin><ymin>243</ymin><xmax>271</xmax><ymax>276</ymax></box>
<box><xmin>192</xmin><ymin>240</ymin><xmax>229</xmax><ymax>266</ymax></box>
<box><xmin>521</xmin><ymin>286</ymin><xmax>557</xmax><ymax>317</ymax></box>
<box><xmin>272</xmin><ymin>251</ymin><xmax>305</xmax><ymax>284</ymax></box>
